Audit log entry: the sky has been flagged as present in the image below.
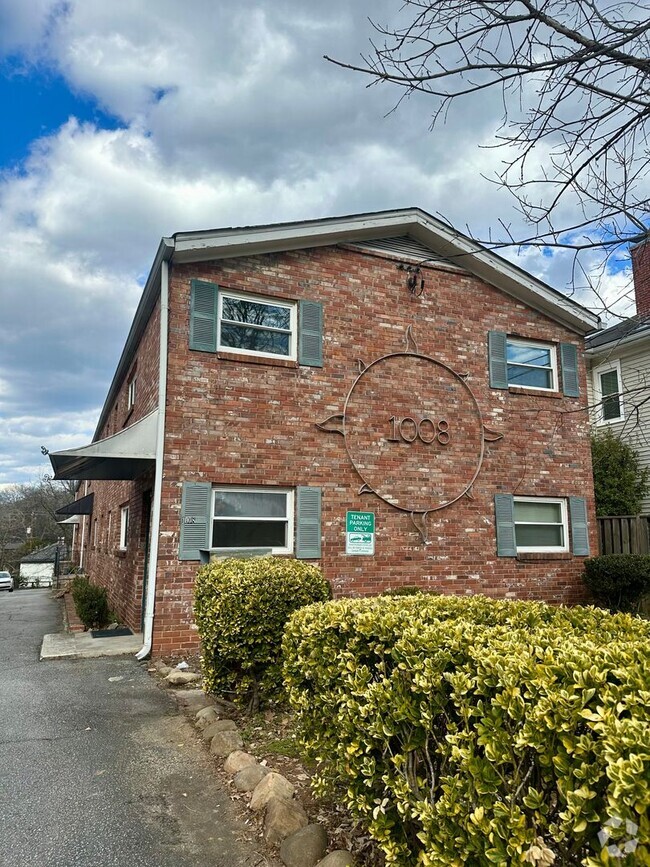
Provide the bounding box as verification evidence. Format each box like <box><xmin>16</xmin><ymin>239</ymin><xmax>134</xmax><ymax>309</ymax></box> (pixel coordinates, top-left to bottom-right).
<box><xmin>0</xmin><ymin>0</ymin><xmax>639</xmax><ymax>486</ymax></box>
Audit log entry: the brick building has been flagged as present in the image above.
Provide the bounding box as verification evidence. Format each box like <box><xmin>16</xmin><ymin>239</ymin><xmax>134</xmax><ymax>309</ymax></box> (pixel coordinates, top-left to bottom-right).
<box><xmin>50</xmin><ymin>209</ymin><xmax>601</xmax><ymax>657</ymax></box>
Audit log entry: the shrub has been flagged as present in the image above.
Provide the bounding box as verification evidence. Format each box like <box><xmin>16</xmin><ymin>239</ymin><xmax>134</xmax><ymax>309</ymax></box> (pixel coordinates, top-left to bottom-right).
<box><xmin>194</xmin><ymin>556</ymin><xmax>330</xmax><ymax>709</ymax></box>
<box><xmin>591</xmin><ymin>429</ymin><xmax>650</xmax><ymax>516</ymax></box>
<box><xmin>284</xmin><ymin>594</ymin><xmax>650</xmax><ymax>866</ymax></box>
<box><xmin>583</xmin><ymin>554</ymin><xmax>650</xmax><ymax>612</ymax></box>
<box><xmin>71</xmin><ymin>575</ymin><xmax>109</xmax><ymax>629</ymax></box>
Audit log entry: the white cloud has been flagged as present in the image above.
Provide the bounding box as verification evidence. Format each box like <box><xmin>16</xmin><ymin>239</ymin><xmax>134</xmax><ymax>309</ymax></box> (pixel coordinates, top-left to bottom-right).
<box><xmin>0</xmin><ymin>0</ymin><xmax>630</xmax><ymax>483</ymax></box>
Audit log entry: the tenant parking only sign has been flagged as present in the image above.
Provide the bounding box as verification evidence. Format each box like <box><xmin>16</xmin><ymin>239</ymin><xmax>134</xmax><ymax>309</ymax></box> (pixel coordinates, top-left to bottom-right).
<box><xmin>346</xmin><ymin>511</ymin><xmax>375</xmax><ymax>555</ymax></box>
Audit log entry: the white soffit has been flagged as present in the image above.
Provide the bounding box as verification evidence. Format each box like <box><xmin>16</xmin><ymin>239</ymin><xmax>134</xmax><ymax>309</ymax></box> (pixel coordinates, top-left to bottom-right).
<box><xmin>171</xmin><ymin>209</ymin><xmax>599</xmax><ymax>334</ymax></box>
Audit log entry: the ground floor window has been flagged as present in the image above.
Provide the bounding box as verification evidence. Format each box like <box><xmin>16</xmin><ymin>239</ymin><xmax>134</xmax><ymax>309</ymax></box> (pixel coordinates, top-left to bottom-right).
<box><xmin>119</xmin><ymin>505</ymin><xmax>130</xmax><ymax>550</ymax></box>
<box><xmin>212</xmin><ymin>488</ymin><xmax>293</xmax><ymax>554</ymax></box>
<box><xmin>513</xmin><ymin>497</ymin><xmax>568</xmax><ymax>552</ymax></box>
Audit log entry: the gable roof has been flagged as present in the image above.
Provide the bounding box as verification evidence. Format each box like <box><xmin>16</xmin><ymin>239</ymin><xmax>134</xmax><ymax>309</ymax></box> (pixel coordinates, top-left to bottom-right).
<box><xmin>95</xmin><ymin>207</ymin><xmax>600</xmax><ymax>439</ymax></box>
<box><xmin>21</xmin><ymin>542</ymin><xmax>68</xmax><ymax>564</ymax></box>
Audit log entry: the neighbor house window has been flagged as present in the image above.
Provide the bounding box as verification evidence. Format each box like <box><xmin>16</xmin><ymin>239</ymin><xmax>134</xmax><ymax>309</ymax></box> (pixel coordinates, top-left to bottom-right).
<box><xmin>217</xmin><ymin>291</ymin><xmax>296</xmax><ymax>360</ymax></box>
<box><xmin>119</xmin><ymin>505</ymin><xmax>130</xmax><ymax>550</ymax></box>
<box><xmin>212</xmin><ymin>488</ymin><xmax>293</xmax><ymax>554</ymax></box>
<box><xmin>514</xmin><ymin>497</ymin><xmax>568</xmax><ymax>553</ymax></box>
<box><xmin>593</xmin><ymin>360</ymin><xmax>623</xmax><ymax>423</ymax></box>
<box><xmin>506</xmin><ymin>339</ymin><xmax>557</xmax><ymax>391</ymax></box>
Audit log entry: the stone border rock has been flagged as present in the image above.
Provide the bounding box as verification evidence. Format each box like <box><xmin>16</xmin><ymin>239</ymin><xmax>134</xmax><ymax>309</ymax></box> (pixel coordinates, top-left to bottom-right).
<box><xmin>149</xmin><ymin>661</ymin><xmax>355</xmax><ymax>867</ymax></box>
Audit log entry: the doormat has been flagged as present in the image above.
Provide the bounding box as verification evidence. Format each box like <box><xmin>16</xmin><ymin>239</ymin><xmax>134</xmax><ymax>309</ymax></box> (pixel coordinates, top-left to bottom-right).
<box><xmin>90</xmin><ymin>627</ymin><xmax>133</xmax><ymax>638</ymax></box>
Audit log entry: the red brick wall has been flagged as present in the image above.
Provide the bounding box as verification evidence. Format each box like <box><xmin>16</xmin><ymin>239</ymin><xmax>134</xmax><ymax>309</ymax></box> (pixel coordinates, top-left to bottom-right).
<box><xmin>632</xmin><ymin>238</ymin><xmax>650</xmax><ymax>318</ymax></box>
<box><xmin>79</xmin><ymin>300</ymin><xmax>161</xmax><ymax>631</ymax></box>
<box><xmin>150</xmin><ymin>244</ymin><xmax>597</xmax><ymax>656</ymax></box>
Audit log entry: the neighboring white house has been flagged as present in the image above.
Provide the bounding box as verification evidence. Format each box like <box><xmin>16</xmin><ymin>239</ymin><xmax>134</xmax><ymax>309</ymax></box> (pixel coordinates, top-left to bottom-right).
<box><xmin>19</xmin><ymin>542</ymin><xmax>68</xmax><ymax>588</ymax></box>
<box><xmin>586</xmin><ymin>237</ymin><xmax>650</xmax><ymax>514</ymax></box>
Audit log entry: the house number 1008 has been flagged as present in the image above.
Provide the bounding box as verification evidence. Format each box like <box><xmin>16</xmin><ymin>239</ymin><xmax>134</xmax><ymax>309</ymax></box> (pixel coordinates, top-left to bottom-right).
<box><xmin>388</xmin><ymin>416</ymin><xmax>450</xmax><ymax>445</ymax></box>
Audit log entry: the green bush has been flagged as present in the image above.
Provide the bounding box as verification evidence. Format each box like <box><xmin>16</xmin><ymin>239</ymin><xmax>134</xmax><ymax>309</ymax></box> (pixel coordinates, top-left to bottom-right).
<box><xmin>283</xmin><ymin>594</ymin><xmax>650</xmax><ymax>866</ymax></box>
<box><xmin>591</xmin><ymin>429</ymin><xmax>650</xmax><ymax>516</ymax></box>
<box><xmin>194</xmin><ymin>557</ymin><xmax>330</xmax><ymax>709</ymax></box>
<box><xmin>584</xmin><ymin>554</ymin><xmax>650</xmax><ymax>613</ymax></box>
<box><xmin>71</xmin><ymin>575</ymin><xmax>109</xmax><ymax>629</ymax></box>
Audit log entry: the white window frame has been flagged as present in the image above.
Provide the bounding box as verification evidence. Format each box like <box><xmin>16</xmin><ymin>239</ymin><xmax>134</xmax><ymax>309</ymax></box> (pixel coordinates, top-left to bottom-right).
<box><xmin>593</xmin><ymin>359</ymin><xmax>624</xmax><ymax>425</ymax></box>
<box><xmin>211</xmin><ymin>487</ymin><xmax>294</xmax><ymax>555</ymax></box>
<box><xmin>217</xmin><ymin>290</ymin><xmax>297</xmax><ymax>361</ymax></box>
<box><xmin>514</xmin><ymin>496</ymin><xmax>568</xmax><ymax>553</ymax></box>
<box><xmin>119</xmin><ymin>505</ymin><xmax>130</xmax><ymax>550</ymax></box>
<box><xmin>506</xmin><ymin>338</ymin><xmax>558</xmax><ymax>392</ymax></box>
<box><xmin>127</xmin><ymin>377</ymin><xmax>136</xmax><ymax>411</ymax></box>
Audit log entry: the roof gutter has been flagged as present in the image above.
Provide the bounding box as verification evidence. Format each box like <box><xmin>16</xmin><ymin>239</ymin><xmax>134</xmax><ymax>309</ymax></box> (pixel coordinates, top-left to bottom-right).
<box><xmin>136</xmin><ymin>249</ymin><xmax>172</xmax><ymax>660</ymax></box>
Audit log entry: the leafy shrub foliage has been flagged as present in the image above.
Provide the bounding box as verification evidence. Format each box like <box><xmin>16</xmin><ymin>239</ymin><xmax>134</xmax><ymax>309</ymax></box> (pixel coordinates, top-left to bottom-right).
<box><xmin>194</xmin><ymin>557</ymin><xmax>329</xmax><ymax>708</ymax></box>
<box><xmin>584</xmin><ymin>554</ymin><xmax>650</xmax><ymax>612</ymax></box>
<box><xmin>284</xmin><ymin>594</ymin><xmax>650</xmax><ymax>866</ymax></box>
<box><xmin>71</xmin><ymin>575</ymin><xmax>109</xmax><ymax>629</ymax></box>
<box><xmin>591</xmin><ymin>429</ymin><xmax>650</xmax><ymax>516</ymax></box>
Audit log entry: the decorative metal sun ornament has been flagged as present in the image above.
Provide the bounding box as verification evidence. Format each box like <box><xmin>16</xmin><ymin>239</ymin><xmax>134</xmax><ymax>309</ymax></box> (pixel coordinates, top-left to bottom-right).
<box><xmin>317</xmin><ymin>326</ymin><xmax>503</xmax><ymax>542</ymax></box>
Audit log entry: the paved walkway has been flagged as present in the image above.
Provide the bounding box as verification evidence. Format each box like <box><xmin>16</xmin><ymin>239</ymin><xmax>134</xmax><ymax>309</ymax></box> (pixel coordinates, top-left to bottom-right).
<box><xmin>41</xmin><ymin>588</ymin><xmax>144</xmax><ymax>659</ymax></box>
<box><xmin>0</xmin><ymin>589</ymin><xmax>274</xmax><ymax>867</ymax></box>
<box><xmin>41</xmin><ymin>627</ymin><xmax>144</xmax><ymax>659</ymax></box>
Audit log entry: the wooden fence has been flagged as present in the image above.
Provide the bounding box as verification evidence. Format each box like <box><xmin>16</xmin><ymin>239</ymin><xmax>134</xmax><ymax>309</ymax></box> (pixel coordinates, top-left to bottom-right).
<box><xmin>596</xmin><ymin>515</ymin><xmax>650</xmax><ymax>555</ymax></box>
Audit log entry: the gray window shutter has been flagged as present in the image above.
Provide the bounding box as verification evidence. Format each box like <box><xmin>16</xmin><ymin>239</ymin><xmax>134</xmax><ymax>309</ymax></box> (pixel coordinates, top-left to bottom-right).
<box><xmin>179</xmin><ymin>482</ymin><xmax>211</xmax><ymax>560</ymax></box>
<box><xmin>296</xmin><ymin>486</ymin><xmax>321</xmax><ymax>559</ymax></box>
<box><xmin>488</xmin><ymin>331</ymin><xmax>508</xmax><ymax>388</ymax></box>
<box><xmin>569</xmin><ymin>496</ymin><xmax>590</xmax><ymax>556</ymax></box>
<box><xmin>560</xmin><ymin>343</ymin><xmax>579</xmax><ymax>397</ymax></box>
<box><xmin>299</xmin><ymin>300</ymin><xmax>323</xmax><ymax>367</ymax></box>
<box><xmin>190</xmin><ymin>280</ymin><xmax>218</xmax><ymax>352</ymax></box>
<box><xmin>494</xmin><ymin>494</ymin><xmax>516</xmax><ymax>556</ymax></box>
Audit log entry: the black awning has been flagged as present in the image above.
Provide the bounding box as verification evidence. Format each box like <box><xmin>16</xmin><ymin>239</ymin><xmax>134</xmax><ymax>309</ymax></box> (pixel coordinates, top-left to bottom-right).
<box><xmin>55</xmin><ymin>493</ymin><xmax>95</xmax><ymax>517</ymax></box>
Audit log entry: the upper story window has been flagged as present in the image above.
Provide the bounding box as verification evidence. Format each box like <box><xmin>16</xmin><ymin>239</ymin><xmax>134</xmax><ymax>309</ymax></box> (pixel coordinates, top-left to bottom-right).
<box><xmin>212</xmin><ymin>487</ymin><xmax>293</xmax><ymax>554</ymax></box>
<box><xmin>489</xmin><ymin>332</ymin><xmax>579</xmax><ymax>396</ymax></box>
<box><xmin>506</xmin><ymin>339</ymin><xmax>557</xmax><ymax>391</ymax></box>
<box><xmin>127</xmin><ymin>377</ymin><xmax>137</xmax><ymax>411</ymax></box>
<box><xmin>189</xmin><ymin>280</ymin><xmax>322</xmax><ymax>367</ymax></box>
<box><xmin>593</xmin><ymin>360</ymin><xmax>623</xmax><ymax>424</ymax></box>
<box><xmin>218</xmin><ymin>291</ymin><xmax>297</xmax><ymax>360</ymax></box>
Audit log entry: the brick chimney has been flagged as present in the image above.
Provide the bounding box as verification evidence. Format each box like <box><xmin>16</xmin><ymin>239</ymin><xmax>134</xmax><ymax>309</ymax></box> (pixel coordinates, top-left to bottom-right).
<box><xmin>631</xmin><ymin>235</ymin><xmax>650</xmax><ymax>317</ymax></box>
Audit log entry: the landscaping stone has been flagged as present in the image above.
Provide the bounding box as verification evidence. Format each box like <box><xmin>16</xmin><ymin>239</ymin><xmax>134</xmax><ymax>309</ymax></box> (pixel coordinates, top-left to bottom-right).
<box><xmin>224</xmin><ymin>751</ymin><xmax>257</xmax><ymax>774</ymax></box>
<box><xmin>250</xmin><ymin>772</ymin><xmax>295</xmax><ymax>811</ymax></box>
<box><xmin>280</xmin><ymin>824</ymin><xmax>328</xmax><ymax>867</ymax></box>
<box><xmin>202</xmin><ymin>719</ymin><xmax>238</xmax><ymax>741</ymax></box>
<box><xmin>165</xmin><ymin>670</ymin><xmax>201</xmax><ymax>687</ymax></box>
<box><xmin>264</xmin><ymin>796</ymin><xmax>308</xmax><ymax>846</ymax></box>
<box><xmin>316</xmin><ymin>852</ymin><xmax>355</xmax><ymax>867</ymax></box>
<box><xmin>233</xmin><ymin>764</ymin><xmax>270</xmax><ymax>792</ymax></box>
<box><xmin>209</xmin><ymin>729</ymin><xmax>244</xmax><ymax>757</ymax></box>
<box><xmin>195</xmin><ymin>706</ymin><xmax>220</xmax><ymax>729</ymax></box>
<box><xmin>168</xmin><ymin>688</ymin><xmax>210</xmax><ymax>709</ymax></box>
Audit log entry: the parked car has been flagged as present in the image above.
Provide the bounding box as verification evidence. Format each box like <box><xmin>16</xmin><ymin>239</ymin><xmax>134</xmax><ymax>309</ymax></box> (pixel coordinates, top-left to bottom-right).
<box><xmin>0</xmin><ymin>571</ymin><xmax>14</xmax><ymax>592</ymax></box>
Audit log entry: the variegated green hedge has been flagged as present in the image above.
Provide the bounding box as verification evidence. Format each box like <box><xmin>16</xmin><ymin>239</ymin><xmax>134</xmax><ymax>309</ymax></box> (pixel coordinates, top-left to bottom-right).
<box><xmin>194</xmin><ymin>556</ymin><xmax>329</xmax><ymax>708</ymax></box>
<box><xmin>283</xmin><ymin>595</ymin><xmax>650</xmax><ymax>866</ymax></box>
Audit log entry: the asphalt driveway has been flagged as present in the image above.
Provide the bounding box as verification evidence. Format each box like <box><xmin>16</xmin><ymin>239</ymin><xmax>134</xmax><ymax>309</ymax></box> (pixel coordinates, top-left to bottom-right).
<box><xmin>0</xmin><ymin>590</ymin><xmax>271</xmax><ymax>867</ymax></box>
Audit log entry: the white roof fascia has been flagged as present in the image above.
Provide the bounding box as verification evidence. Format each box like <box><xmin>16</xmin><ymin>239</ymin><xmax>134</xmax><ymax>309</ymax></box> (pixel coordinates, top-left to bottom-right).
<box><xmin>171</xmin><ymin>209</ymin><xmax>599</xmax><ymax>335</ymax></box>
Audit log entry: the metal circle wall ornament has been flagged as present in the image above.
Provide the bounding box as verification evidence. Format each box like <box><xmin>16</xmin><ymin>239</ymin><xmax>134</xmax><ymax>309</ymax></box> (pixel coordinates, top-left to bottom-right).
<box><xmin>316</xmin><ymin>327</ymin><xmax>503</xmax><ymax>542</ymax></box>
